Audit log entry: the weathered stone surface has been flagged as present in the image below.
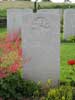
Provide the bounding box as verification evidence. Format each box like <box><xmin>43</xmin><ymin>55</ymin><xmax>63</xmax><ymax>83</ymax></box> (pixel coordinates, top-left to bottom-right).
<box><xmin>7</xmin><ymin>9</ymin><xmax>23</xmax><ymax>39</ymax></box>
<box><xmin>64</xmin><ymin>9</ymin><xmax>75</xmax><ymax>39</ymax></box>
<box><xmin>7</xmin><ymin>9</ymin><xmax>23</xmax><ymax>32</ymax></box>
<box><xmin>22</xmin><ymin>9</ymin><xmax>61</xmax><ymax>86</ymax></box>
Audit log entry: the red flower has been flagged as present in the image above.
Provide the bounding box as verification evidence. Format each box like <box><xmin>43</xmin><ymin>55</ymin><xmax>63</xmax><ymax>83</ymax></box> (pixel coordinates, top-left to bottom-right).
<box><xmin>68</xmin><ymin>60</ymin><xmax>75</xmax><ymax>65</ymax></box>
<box><xmin>0</xmin><ymin>73</ymin><xmax>7</xmax><ymax>78</ymax></box>
<box><xmin>5</xmin><ymin>42</ymin><xmax>14</xmax><ymax>51</ymax></box>
<box><xmin>5</xmin><ymin>34</ymin><xmax>12</xmax><ymax>42</ymax></box>
<box><xmin>15</xmin><ymin>38</ymin><xmax>20</xmax><ymax>49</ymax></box>
<box><xmin>0</xmin><ymin>44</ymin><xmax>3</xmax><ymax>49</ymax></box>
<box><xmin>18</xmin><ymin>48</ymin><xmax>22</xmax><ymax>57</ymax></box>
<box><xmin>9</xmin><ymin>62</ymin><xmax>19</xmax><ymax>73</ymax></box>
<box><xmin>6</xmin><ymin>42</ymin><xmax>12</xmax><ymax>48</ymax></box>
<box><xmin>11</xmin><ymin>30</ymin><xmax>20</xmax><ymax>42</ymax></box>
<box><xmin>0</xmin><ymin>67</ymin><xmax>8</xmax><ymax>78</ymax></box>
<box><xmin>5</xmin><ymin>31</ymin><xmax>20</xmax><ymax>42</ymax></box>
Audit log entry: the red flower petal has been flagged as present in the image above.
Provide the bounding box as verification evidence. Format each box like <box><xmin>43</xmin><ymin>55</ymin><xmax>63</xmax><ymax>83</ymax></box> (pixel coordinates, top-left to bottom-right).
<box><xmin>9</xmin><ymin>62</ymin><xmax>19</xmax><ymax>73</ymax></box>
<box><xmin>68</xmin><ymin>60</ymin><xmax>75</xmax><ymax>65</ymax></box>
<box><xmin>18</xmin><ymin>48</ymin><xmax>22</xmax><ymax>57</ymax></box>
<box><xmin>0</xmin><ymin>73</ymin><xmax>7</xmax><ymax>78</ymax></box>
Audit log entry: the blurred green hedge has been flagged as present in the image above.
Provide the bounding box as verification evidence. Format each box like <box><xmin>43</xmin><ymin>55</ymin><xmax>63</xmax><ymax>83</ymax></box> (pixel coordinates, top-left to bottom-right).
<box><xmin>0</xmin><ymin>9</ymin><xmax>6</xmax><ymax>17</ymax></box>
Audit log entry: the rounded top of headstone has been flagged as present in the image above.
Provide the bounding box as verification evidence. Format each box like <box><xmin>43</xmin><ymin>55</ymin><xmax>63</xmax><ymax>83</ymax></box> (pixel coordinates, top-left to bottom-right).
<box><xmin>31</xmin><ymin>0</ymin><xmax>42</xmax><ymax>2</ymax></box>
<box><xmin>64</xmin><ymin>9</ymin><xmax>75</xmax><ymax>14</ymax></box>
<box><xmin>7</xmin><ymin>9</ymin><xmax>33</xmax><ymax>13</ymax></box>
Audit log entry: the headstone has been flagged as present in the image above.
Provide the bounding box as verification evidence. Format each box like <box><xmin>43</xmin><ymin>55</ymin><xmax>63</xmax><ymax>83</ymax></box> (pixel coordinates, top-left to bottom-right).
<box><xmin>22</xmin><ymin>9</ymin><xmax>61</xmax><ymax>86</ymax></box>
<box><xmin>31</xmin><ymin>0</ymin><xmax>42</xmax><ymax>2</ymax></box>
<box><xmin>64</xmin><ymin>9</ymin><xmax>75</xmax><ymax>39</ymax></box>
<box><xmin>7</xmin><ymin>9</ymin><xmax>23</xmax><ymax>40</ymax></box>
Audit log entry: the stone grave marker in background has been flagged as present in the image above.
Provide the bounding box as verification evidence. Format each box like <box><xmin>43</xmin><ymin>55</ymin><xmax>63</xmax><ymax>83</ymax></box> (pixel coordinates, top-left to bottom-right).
<box><xmin>22</xmin><ymin>9</ymin><xmax>61</xmax><ymax>86</ymax></box>
<box><xmin>64</xmin><ymin>9</ymin><xmax>75</xmax><ymax>39</ymax></box>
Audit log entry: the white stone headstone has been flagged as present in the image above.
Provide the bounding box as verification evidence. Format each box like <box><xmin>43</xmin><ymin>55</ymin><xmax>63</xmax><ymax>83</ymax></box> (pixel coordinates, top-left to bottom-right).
<box><xmin>31</xmin><ymin>0</ymin><xmax>42</xmax><ymax>2</ymax></box>
<box><xmin>22</xmin><ymin>9</ymin><xmax>61</xmax><ymax>86</ymax></box>
<box><xmin>64</xmin><ymin>9</ymin><xmax>75</xmax><ymax>39</ymax></box>
<box><xmin>7</xmin><ymin>9</ymin><xmax>23</xmax><ymax>40</ymax></box>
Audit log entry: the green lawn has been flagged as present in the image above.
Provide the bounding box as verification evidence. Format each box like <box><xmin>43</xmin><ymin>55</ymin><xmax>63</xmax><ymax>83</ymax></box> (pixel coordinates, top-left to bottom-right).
<box><xmin>0</xmin><ymin>1</ymin><xmax>33</xmax><ymax>9</ymax></box>
<box><xmin>0</xmin><ymin>1</ymin><xmax>75</xmax><ymax>10</ymax></box>
<box><xmin>0</xmin><ymin>28</ymin><xmax>7</xmax><ymax>34</ymax></box>
<box><xmin>0</xmin><ymin>28</ymin><xmax>75</xmax><ymax>82</ymax></box>
<box><xmin>60</xmin><ymin>43</ymin><xmax>75</xmax><ymax>82</ymax></box>
<box><xmin>0</xmin><ymin>1</ymin><xmax>52</xmax><ymax>10</ymax></box>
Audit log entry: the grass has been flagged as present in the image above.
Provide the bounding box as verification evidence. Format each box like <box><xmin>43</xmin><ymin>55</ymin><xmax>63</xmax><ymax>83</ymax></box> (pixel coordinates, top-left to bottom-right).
<box><xmin>0</xmin><ymin>28</ymin><xmax>7</xmax><ymax>38</ymax></box>
<box><xmin>60</xmin><ymin>43</ymin><xmax>75</xmax><ymax>82</ymax></box>
<box><xmin>0</xmin><ymin>1</ymin><xmax>75</xmax><ymax>10</ymax></box>
<box><xmin>0</xmin><ymin>1</ymin><xmax>33</xmax><ymax>9</ymax></box>
<box><xmin>0</xmin><ymin>1</ymin><xmax>61</xmax><ymax>9</ymax></box>
<box><xmin>0</xmin><ymin>28</ymin><xmax>75</xmax><ymax>82</ymax></box>
<box><xmin>0</xmin><ymin>28</ymin><xmax>7</xmax><ymax>34</ymax></box>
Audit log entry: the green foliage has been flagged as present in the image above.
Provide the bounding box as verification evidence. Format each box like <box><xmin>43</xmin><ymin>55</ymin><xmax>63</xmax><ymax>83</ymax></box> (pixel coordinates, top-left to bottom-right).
<box><xmin>0</xmin><ymin>72</ymin><xmax>39</xmax><ymax>100</ymax></box>
<box><xmin>67</xmin><ymin>35</ymin><xmax>75</xmax><ymax>43</ymax></box>
<box><xmin>40</xmin><ymin>3</ymin><xmax>75</xmax><ymax>9</ymax></box>
<box><xmin>46</xmin><ymin>85</ymin><xmax>72</xmax><ymax>100</ymax></box>
<box><xmin>0</xmin><ymin>9</ymin><xmax>7</xmax><ymax>28</ymax></box>
<box><xmin>0</xmin><ymin>9</ymin><xmax>6</xmax><ymax>18</ymax></box>
<box><xmin>0</xmin><ymin>28</ymin><xmax>7</xmax><ymax>34</ymax></box>
<box><xmin>0</xmin><ymin>71</ymin><xmax>73</xmax><ymax>100</ymax></box>
<box><xmin>62</xmin><ymin>35</ymin><xmax>75</xmax><ymax>43</ymax></box>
